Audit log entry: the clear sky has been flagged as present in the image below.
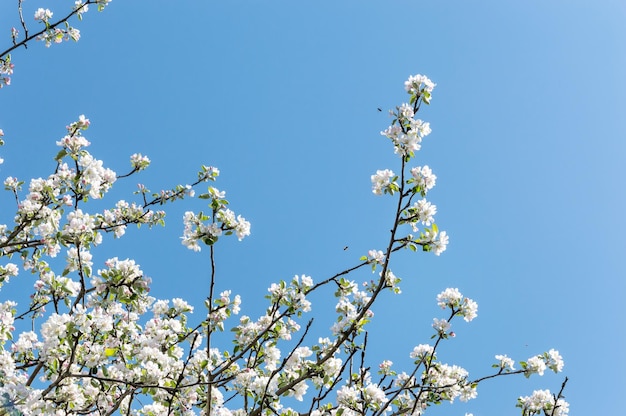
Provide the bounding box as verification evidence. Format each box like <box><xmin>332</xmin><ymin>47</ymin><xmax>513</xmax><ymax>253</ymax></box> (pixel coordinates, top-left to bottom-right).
<box><xmin>1</xmin><ymin>1</ymin><xmax>625</xmax><ymax>415</ymax></box>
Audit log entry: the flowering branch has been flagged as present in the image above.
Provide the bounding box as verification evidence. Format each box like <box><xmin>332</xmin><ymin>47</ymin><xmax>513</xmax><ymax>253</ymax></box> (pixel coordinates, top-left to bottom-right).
<box><xmin>0</xmin><ymin>70</ymin><xmax>568</xmax><ymax>415</ymax></box>
<box><xmin>1</xmin><ymin>1</ymin><xmax>112</xmax><ymax>88</ymax></box>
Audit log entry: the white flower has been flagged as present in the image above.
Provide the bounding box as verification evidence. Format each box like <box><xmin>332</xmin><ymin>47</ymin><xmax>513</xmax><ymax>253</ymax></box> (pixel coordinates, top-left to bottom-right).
<box><xmin>300</xmin><ymin>275</ymin><xmax>313</xmax><ymax>288</ymax></box>
<box><xmin>526</xmin><ymin>355</ymin><xmax>546</xmax><ymax>376</ymax></box>
<box><xmin>518</xmin><ymin>389</ymin><xmax>568</xmax><ymax>415</ymax></box>
<box><xmin>337</xmin><ymin>385</ymin><xmax>359</xmax><ymax>406</ymax></box>
<box><xmin>382</xmin><ymin>270</ymin><xmax>401</xmax><ymax>292</ymax></box>
<box><xmin>287</xmin><ymin>380</ymin><xmax>308</xmax><ymax>401</ymax></box>
<box><xmin>34</xmin><ymin>8</ymin><xmax>53</xmax><ymax>22</ymax></box>
<box><xmin>368</xmin><ymin>249</ymin><xmax>385</xmax><ymax>264</ymax></box>
<box><xmin>1</xmin><ymin>263</ymin><xmax>18</xmax><ymax>279</ymax></box>
<box><xmin>363</xmin><ymin>383</ymin><xmax>387</xmax><ymax>406</ymax></box>
<box><xmin>79</xmin><ymin>153</ymin><xmax>117</xmax><ymax>198</ymax></box>
<box><xmin>437</xmin><ymin>288</ymin><xmax>463</xmax><ymax>309</ymax></box>
<box><xmin>410</xmin><ymin>344</ymin><xmax>434</xmax><ymax>360</ymax></box>
<box><xmin>152</xmin><ymin>300</ymin><xmax>169</xmax><ymax>315</ymax></box>
<box><xmin>432</xmin><ymin>231</ymin><xmax>449</xmax><ymax>255</ymax></box>
<box><xmin>398</xmin><ymin>103</ymin><xmax>414</xmax><ymax>119</ymax></box>
<box><xmin>4</xmin><ymin>177</ymin><xmax>18</xmax><ymax>190</ymax></box>
<box><xmin>547</xmin><ymin>349</ymin><xmax>564</xmax><ymax>373</ymax></box>
<box><xmin>413</xmin><ymin>199</ymin><xmax>437</xmax><ymax>226</ymax></box>
<box><xmin>432</xmin><ymin>318</ymin><xmax>451</xmax><ymax>334</ymax></box>
<box><xmin>67</xmin><ymin>27</ymin><xmax>80</xmax><ymax>41</ymax></box>
<box><xmin>371</xmin><ymin>169</ymin><xmax>395</xmax><ymax>195</ymax></box>
<box><xmin>404</xmin><ymin>74</ymin><xmax>436</xmax><ymax>95</ymax></box>
<box><xmin>460</xmin><ymin>385</ymin><xmax>477</xmax><ymax>402</ymax></box>
<box><xmin>235</xmin><ymin>215</ymin><xmax>251</xmax><ymax>240</ymax></box>
<box><xmin>495</xmin><ymin>354</ymin><xmax>515</xmax><ymax>371</ymax></box>
<box><xmin>74</xmin><ymin>1</ymin><xmax>89</xmax><ymax>17</ymax></box>
<box><xmin>410</xmin><ymin>119</ymin><xmax>432</xmax><ymax>137</ymax></box>
<box><xmin>410</xmin><ymin>165</ymin><xmax>437</xmax><ymax>193</ymax></box>
<box><xmin>172</xmin><ymin>298</ymin><xmax>193</xmax><ymax>313</ymax></box>
<box><xmin>130</xmin><ymin>153</ymin><xmax>150</xmax><ymax>170</ymax></box>
<box><xmin>460</xmin><ymin>298</ymin><xmax>478</xmax><ymax>322</ymax></box>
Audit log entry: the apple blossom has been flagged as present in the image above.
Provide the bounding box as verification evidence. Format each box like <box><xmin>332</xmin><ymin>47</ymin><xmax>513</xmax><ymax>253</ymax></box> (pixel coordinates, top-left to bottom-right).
<box><xmin>130</xmin><ymin>153</ymin><xmax>151</xmax><ymax>171</ymax></box>
<box><xmin>0</xmin><ymin>57</ymin><xmax>12</xmax><ymax>88</ymax></box>
<box><xmin>525</xmin><ymin>355</ymin><xmax>547</xmax><ymax>376</ymax></box>
<box><xmin>34</xmin><ymin>8</ymin><xmax>54</xmax><ymax>23</ymax></box>
<box><xmin>546</xmin><ymin>348</ymin><xmax>565</xmax><ymax>373</ymax></box>
<box><xmin>404</xmin><ymin>74</ymin><xmax>436</xmax><ymax>104</ymax></box>
<box><xmin>74</xmin><ymin>1</ymin><xmax>89</xmax><ymax>18</ymax></box>
<box><xmin>495</xmin><ymin>354</ymin><xmax>516</xmax><ymax>371</ymax></box>
<box><xmin>517</xmin><ymin>389</ymin><xmax>569</xmax><ymax>416</ymax></box>
<box><xmin>370</xmin><ymin>168</ymin><xmax>396</xmax><ymax>195</ymax></box>
<box><xmin>410</xmin><ymin>344</ymin><xmax>435</xmax><ymax>361</ymax></box>
<box><xmin>410</xmin><ymin>165</ymin><xmax>437</xmax><ymax>195</ymax></box>
<box><xmin>432</xmin><ymin>317</ymin><xmax>451</xmax><ymax>334</ymax></box>
<box><xmin>367</xmin><ymin>249</ymin><xmax>385</xmax><ymax>264</ymax></box>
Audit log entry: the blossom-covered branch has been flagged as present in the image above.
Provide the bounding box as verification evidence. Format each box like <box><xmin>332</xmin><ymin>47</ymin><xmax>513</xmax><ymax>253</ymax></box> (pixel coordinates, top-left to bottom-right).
<box><xmin>0</xmin><ymin>72</ymin><xmax>567</xmax><ymax>416</ymax></box>
<box><xmin>1</xmin><ymin>1</ymin><xmax>112</xmax><ymax>88</ymax></box>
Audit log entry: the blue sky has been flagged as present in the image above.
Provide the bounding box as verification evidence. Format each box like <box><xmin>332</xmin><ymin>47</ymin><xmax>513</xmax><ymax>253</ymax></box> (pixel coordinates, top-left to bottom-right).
<box><xmin>1</xmin><ymin>0</ymin><xmax>625</xmax><ymax>414</ymax></box>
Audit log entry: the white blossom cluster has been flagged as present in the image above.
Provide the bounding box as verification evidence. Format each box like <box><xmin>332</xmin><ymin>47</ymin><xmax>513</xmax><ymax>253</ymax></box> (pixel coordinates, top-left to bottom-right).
<box><xmin>31</xmin><ymin>2</ymin><xmax>111</xmax><ymax>47</ymax></box>
<box><xmin>410</xmin><ymin>165</ymin><xmax>437</xmax><ymax>196</ymax></box>
<box><xmin>34</xmin><ymin>7</ymin><xmax>81</xmax><ymax>47</ymax></box>
<box><xmin>436</xmin><ymin>287</ymin><xmax>478</xmax><ymax>322</ymax></box>
<box><xmin>181</xmin><ymin>186</ymin><xmax>251</xmax><ymax>251</ymax></box>
<box><xmin>371</xmin><ymin>169</ymin><xmax>396</xmax><ymax>196</ymax></box>
<box><xmin>0</xmin><ymin>57</ymin><xmax>13</xmax><ymax>88</ymax></box>
<box><xmin>372</xmin><ymin>75</ymin><xmax>448</xmax><ymax>255</ymax></box>
<box><xmin>518</xmin><ymin>389</ymin><xmax>569</xmax><ymax>416</ymax></box>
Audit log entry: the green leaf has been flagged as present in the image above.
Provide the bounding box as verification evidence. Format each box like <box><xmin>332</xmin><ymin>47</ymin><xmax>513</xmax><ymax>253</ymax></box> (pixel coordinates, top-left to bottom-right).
<box><xmin>55</xmin><ymin>149</ymin><xmax>67</xmax><ymax>161</ymax></box>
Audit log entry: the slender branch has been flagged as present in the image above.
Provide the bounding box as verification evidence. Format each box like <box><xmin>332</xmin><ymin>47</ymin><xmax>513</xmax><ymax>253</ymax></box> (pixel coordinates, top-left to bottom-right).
<box><xmin>17</xmin><ymin>0</ymin><xmax>28</xmax><ymax>46</ymax></box>
<box><xmin>548</xmin><ymin>377</ymin><xmax>569</xmax><ymax>416</ymax></box>
<box><xmin>205</xmin><ymin>226</ymin><xmax>217</xmax><ymax>415</ymax></box>
<box><xmin>1</xmin><ymin>1</ymin><xmax>94</xmax><ymax>58</ymax></box>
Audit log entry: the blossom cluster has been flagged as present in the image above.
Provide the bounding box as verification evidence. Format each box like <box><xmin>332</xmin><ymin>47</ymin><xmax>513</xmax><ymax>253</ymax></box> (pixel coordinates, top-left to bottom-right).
<box><xmin>331</xmin><ymin>277</ymin><xmax>373</xmax><ymax>336</ymax></box>
<box><xmin>518</xmin><ymin>389</ymin><xmax>569</xmax><ymax>416</ymax></box>
<box><xmin>404</xmin><ymin>74</ymin><xmax>436</xmax><ymax>103</ymax></box>
<box><xmin>0</xmin><ymin>56</ymin><xmax>13</xmax><ymax>88</ymax></box>
<box><xmin>34</xmin><ymin>7</ymin><xmax>81</xmax><ymax>47</ymax></box>
<box><xmin>34</xmin><ymin>8</ymin><xmax>54</xmax><ymax>23</ymax></box>
<box><xmin>372</xmin><ymin>75</ymin><xmax>448</xmax><ymax>256</ymax></box>
<box><xmin>409</xmin><ymin>165</ymin><xmax>437</xmax><ymax>196</ymax></box>
<box><xmin>522</xmin><ymin>349</ymin><xmax>565</xmax><ymax>377</ymax></box>
<box><xmin>371</xmin><ymin>169</ymin><xmax>397</xmax><ymax>196</ymax></box>
<box><xmin>181</xmin><ymin>185</ymin><xmax>251</xmax><ymax>251</ymax></box>
<box><xmin>436</xmin><ymin>287</ymin><xmax>479</xmax><ymax>322</ymax></box>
